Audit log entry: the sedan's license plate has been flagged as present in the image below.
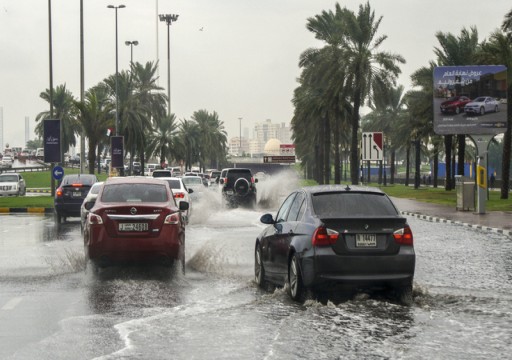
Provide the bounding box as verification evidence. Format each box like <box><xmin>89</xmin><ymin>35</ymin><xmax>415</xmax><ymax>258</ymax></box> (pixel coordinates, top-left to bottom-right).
<box><xmin>356</xmin><ymin>233</ymin><xmax>376</xmax><ymax>247</ymax></box>
<box><xmin>72</xmin><ymin>191</ymin><xmax>82</xmax><ymax>197</ymax></box>
<box><xmin>119</xmin><ymin>223</ymin><xmax>148</xmax><ymax>232</ymax></box>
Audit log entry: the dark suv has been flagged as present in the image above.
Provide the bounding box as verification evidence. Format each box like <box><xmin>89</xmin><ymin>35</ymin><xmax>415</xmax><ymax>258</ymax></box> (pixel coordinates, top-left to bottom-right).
<box><xmin>219</xmin><ymin>168</ymin><xmax>258</xmax><ymax>208</ymax></box>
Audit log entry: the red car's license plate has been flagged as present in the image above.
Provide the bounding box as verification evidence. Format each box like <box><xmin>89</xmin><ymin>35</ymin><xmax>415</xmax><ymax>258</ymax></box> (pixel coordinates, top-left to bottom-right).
<box><xmin>356</xmin><ymin>233</ymin><xmax>376</xmax><ymax>247</ymax></box>
<box><xmin>119</xmin><ymin>223</ymin><xmax>149</xmax><ymax>232</ymax></box>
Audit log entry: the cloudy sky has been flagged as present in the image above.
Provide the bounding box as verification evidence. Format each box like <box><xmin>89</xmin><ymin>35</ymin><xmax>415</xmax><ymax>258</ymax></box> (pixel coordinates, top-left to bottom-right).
<box><xmin>0</xmin><ymin>0</ymin><xmax>511</xmax><ymax>151</ymax></box>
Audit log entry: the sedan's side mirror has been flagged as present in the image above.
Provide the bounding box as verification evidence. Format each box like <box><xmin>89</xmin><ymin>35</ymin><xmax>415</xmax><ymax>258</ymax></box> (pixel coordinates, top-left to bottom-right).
<box><xmin>188</xmin><ymin>188</ymin><xmax>194</xmax><ymax>194</ymax></box>
<box><xmin>179</xmin><ymin>201</ymin><xmax>189</xmax><ymax>211</ymax></box>
<box><xmin>84</xmin><ymin>201</ymin><xmax>95</xmax><ymax>210</ymax></box>
<box><xmin>260</xmin><ymin>213</ymin><xmax>275</xmax><ymax>225</ymax></box>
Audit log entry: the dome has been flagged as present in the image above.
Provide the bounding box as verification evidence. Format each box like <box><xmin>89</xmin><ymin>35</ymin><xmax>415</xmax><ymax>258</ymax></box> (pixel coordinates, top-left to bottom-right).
<box><xmin>264</xmin><ymin>138</ymin><xmax>281</xmax><ymax>155</ymax></box>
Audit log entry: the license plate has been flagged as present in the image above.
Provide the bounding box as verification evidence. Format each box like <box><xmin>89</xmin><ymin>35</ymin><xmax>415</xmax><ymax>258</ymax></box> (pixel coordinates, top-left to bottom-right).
<box><xmin>72</xmin><ymin>191</ymin><xmax>82</xmax><ymax>197</ymax></box>
<box><xmin>356</xmin><ymin>233</ymin><xmax>376</xmax><ymax>247</ymax></box>
<box><xmin>119</xmin><ymin>223</ymin><xmax>149</xmax><ymax>232</ymax></box>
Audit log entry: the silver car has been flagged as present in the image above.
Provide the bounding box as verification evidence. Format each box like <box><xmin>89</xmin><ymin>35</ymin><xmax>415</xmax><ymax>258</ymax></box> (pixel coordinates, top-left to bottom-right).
<box><xmin>464</xmin><ymin>96</ymin><xmax>500</xmax><ymax>115</ymax></box>
<box><xmin>0</xmin><ymin>173</ymin><xmax>26</xmax><ymax>196</ymax></box>
<box><xmin>80</xmin><ymin>181</ymin><xmax>104</xmax><ymax>232</ymax></box>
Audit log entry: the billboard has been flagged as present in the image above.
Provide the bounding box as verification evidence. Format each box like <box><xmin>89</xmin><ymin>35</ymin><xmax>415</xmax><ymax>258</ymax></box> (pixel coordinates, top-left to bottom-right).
<box><xmin>110</xmin><ymin>136</ymin><xmax>124</xmax><ymax>168</ymax></box>
<box><xmin>43</xmin><ymin>119</ymin><xmax>61</xmax><ymax>163</ymax></box>
<box><xmin>433</xmin><ymin>65</ymin><xmax>507</xmax><ymax>135</ymax></box>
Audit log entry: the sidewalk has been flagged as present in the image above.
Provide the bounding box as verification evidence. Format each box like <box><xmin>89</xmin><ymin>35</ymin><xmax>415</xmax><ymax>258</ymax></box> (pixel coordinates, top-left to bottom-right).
<box><xmin>391</xmin><ymin>197</ymin><xmax>512</xmax><ymax>236</ymax></box>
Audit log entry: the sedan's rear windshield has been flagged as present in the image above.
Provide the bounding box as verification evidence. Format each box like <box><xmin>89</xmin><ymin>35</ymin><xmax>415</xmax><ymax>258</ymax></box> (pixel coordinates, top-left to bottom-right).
<box><xmin>163</xmin><ymin>179</ymin><xmax>181</xmax><ymax>190</ymax></box>
<box><xmin>312</xmin><ymin>192</ymin><xmax>398</xmax><ymax>217</ymax></box>
<box><xmin>101</xmin><ymin>183</ymin><xmax>168</xmax><ymax>202</ymax></box>
<box><xmin>182</xmin><ymin>177</ymin><xmax>202</xmax><ymax>186</ymax></box>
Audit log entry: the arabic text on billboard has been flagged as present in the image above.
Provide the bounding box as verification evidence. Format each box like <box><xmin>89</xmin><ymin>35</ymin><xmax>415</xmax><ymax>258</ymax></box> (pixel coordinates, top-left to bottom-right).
<box><xmin>111</xmin><ymin>136</ymin><xmax>124</xmax><ymax>168</ymax></box>
<box><xmin>43</xmin><ymin>119</ymin><xmax>61</xmax><ymax>163</ymax></box>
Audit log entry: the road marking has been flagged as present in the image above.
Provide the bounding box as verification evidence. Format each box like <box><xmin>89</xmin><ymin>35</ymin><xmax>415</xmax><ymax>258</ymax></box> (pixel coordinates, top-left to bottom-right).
<box><xmin>2</xmin><ymin>297</ymin><xmax>23</xmax><ymax>310</ymax></box>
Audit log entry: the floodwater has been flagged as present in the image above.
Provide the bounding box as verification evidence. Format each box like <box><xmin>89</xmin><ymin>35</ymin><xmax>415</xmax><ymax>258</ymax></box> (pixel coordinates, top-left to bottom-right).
<box><xmin>0</xmin><ymin>171</ymin><xmax>511</xmax><ymax>359</ymax></box>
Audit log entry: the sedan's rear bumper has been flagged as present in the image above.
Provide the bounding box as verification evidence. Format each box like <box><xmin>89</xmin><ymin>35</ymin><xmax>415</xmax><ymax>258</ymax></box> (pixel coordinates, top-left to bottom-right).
<box><xmin>300</xmin><ymin>246</ymin><xmax>415</xmax><ymax>290</ymax></box>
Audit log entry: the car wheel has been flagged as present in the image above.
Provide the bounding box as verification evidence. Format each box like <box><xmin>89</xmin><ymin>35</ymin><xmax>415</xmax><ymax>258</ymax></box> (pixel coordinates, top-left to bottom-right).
<box><xmin>479</xmin><ymin>106</ymin><xmax>485</xmax><ymax>115</ymax></box>
<box><xmin>495</xmin><ymin>105</ymin><xmax>499</xmax><ymax>112</ymax></box>
<box><xmin>455</xmin><ymin>107</ymin><xmax>460</xmax><ymax>114</ymax></box>
<box><xmin>288</xmin><ymin>254</ymin><xmax>307</xmax><ymax>302</ymax></box>
<box><xmin>395</xmin><ymin>283</ymin><xmax>413</xmax><ymax>306</ymax></box>
<box><xmin>255</xmin><ymin>244</ymin><xmax>267</xmax><ymax>289</ymax></box>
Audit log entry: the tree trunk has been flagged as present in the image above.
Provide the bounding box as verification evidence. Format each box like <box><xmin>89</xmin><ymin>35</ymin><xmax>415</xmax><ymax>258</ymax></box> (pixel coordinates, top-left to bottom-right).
<box><xmin>334</xmin><ymin>116</ymin><xmax>341</xmax><ymax>184</ymax></box>
<box><xmin>350</xmin><ymin>91</ymin><xmax>362</xmax><ymax>185</ymax></box>
<box><xmin>501</xmin><ymin>96</ymin><xmax>511</xmax><ymax>199</ymax></box>
<box><xmin>390</xmin><ymin>149</ymin><xmax>396</xmax><ymax>184</ymax></box>
<box><xmin>433</xmin><ymin>149</ymin><xmax>439</xmax><ymax>188</ymax></box>
<box><xmin>323</xmin><ymin>115</ymin><xmax>331</xmax><ymax>184</ymax></box>
<box><xmin>457</xmin><ymin>134</ymin><xmax>465</xmax><ymax>175</ymax></box>
<box><xmin>405</xmin><ymin>145</ymin><xmax>410</xmax><ymax>187</ymax></box>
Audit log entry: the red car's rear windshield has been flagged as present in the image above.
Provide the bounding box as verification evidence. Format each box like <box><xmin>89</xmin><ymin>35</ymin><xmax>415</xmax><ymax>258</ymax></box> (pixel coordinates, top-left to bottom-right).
<box><xmin>101</xmin><ymin>183</ymin><xmax>169</xmax><ymax>202</ymax></box>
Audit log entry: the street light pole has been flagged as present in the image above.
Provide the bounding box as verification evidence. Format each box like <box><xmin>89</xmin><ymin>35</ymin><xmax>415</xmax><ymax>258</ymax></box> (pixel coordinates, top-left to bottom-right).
<box><xmin>125</xmin><ymin>40</ymin><xmax>138</xmax><ymax>65</ymax></box>
<box><xmin>159</xmin><ymin>13</ymin><xmax>179</xmax><ymax>117</ymax></box>
<box><xmin>107</xmin><ymin>4</ymin><xmax>125</xmax><ymax>136</ymax></box>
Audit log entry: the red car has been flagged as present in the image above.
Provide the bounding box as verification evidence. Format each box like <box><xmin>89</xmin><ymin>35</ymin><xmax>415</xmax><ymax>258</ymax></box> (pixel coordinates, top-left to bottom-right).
<box><xmin>440</xmin><ymin>96</ymin><xmax>471</xmax><ymax>114</ymax></box>
<box><xmin>83</xmin><ymin>177</ymin><xmax>189</xmax><ymax>272</ymax></box>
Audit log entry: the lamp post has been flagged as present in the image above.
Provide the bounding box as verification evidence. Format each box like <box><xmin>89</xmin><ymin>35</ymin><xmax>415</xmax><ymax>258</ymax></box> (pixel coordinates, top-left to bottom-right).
<box><xmin>159</xmin><ymin>13</ymin><xmax>179</xmax><ymax>117</ymax></box>
<box><xmin>125</xmin><ymin>40</ymin><xmax>138</xmax><ymax>65</ymax></box>
<box><xmin>107</xmin><ymin>4</ymin><xmax>125</xmax><ymax>136</ymax></box>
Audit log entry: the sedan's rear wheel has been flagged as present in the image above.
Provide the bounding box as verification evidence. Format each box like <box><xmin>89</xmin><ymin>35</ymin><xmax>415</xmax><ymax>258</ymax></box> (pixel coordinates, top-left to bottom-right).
<box><xmin>479</xmin><ymin>106</ymin><xmax>485</xmax><ymax>115</ymax></box>
<box><xmin>288</xmin><ymin>254</ymin><xmax>306</xmax><ymax>302</ymax></box>
<box><xmin>255</xmin><ymin>244</ymin><xmax>267</xmax><ymax>288</ymax></box>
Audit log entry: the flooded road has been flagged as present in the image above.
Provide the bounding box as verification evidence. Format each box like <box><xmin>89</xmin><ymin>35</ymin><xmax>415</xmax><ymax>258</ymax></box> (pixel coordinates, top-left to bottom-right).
<box><xmin>0</xmin><ymin>175</ymin><xmax>511</xmax><ymax>359</ymax></box>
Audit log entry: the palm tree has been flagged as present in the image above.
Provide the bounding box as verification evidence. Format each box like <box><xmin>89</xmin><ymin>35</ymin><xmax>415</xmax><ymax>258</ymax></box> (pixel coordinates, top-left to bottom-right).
<box><xmin>178</xmin><ymin>119</ymin><xmax>200</xmax><ymax>171</ymax></box>
<box><xmin>74</xmin><ymin>86</ymin><xmax>114</xmax><ymax>174</ymax></box>
<box><xmin>320</xmin><ymin>2</ymin><xmax>405</xmax><ymax>184</ymax></box>
<box><xmin>146</xmin><ymin>113</ymin><xmax>179</xmax><ymax>167</ymax></box>
<box><xmin>191</xmin><ymin>110</ymin><xmax>226</xmax><ymax>172</ymax></box>
<box><xmin>35</xmin><ymin>84</ymin><xmax>80</xmax><ymax>162</ymax></box>
<box><xmin>434</xmin><ymin>27</ymin><xmax>479</xmax><ymax>189</ymax></box>
<box><xmin>476</xmin><ymin>29</ymin><xmax>512</xmax><ymax>199</ymax></box>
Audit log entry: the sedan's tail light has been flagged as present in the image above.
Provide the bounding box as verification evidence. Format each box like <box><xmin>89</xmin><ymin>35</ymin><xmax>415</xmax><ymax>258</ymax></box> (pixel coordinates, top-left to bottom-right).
<box><xmin>312</xmin><ymin>226</ymin><xmax>339</xmax><ymax>246</ymax></box>
<box><xmin>88</xmin><ymin>213</ymin><xmax>103</xmax><ymax>225</ymax></box>
<box><xmin>164</xmin><ymin>212</ymin><xmax>180</xmax><ymax>225</ymax></box>
<box><xmin>393</xmin><ymin>225</ymin><xmax>413</xmax><ymax>245</ymax></box>
<box><xmin>56</xmin><ymin>187</ymin><xmax>63</xmax><ymax>197</ymax></box>
<box><xmin>174</xmin><ymin>192</ymin><xmax>185</xmax><ymax>199</ymax></box>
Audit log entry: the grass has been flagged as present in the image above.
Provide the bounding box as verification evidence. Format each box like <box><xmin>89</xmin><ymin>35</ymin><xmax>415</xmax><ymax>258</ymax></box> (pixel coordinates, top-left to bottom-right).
<box><xmin>0</xmin><ymin>168</ymin><xmax>109</xmax><ymax>208</ymax></box>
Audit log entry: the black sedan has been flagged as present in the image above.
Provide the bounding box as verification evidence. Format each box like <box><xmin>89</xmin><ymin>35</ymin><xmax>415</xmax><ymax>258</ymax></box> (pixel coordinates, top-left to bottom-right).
<box><xmin>254</xmin><ymin>185</ymin><xmax>415</xmax><ymax>305</ymax></box>
<box><xmin>54</xmin><ymin>174</ymin><xmax>98</xmax><ymax>224</ymax></box>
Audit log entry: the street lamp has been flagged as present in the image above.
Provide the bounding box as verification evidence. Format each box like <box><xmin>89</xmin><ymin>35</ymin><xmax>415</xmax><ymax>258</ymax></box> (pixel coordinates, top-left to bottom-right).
<box><xmin>125</xmin><ymin>40</ymin><xmax>138</xmax><ymax>65</ymax></box>
<box><xmin>107</xmin><ymin>4</ymin><xmax>125</xmax><ymax>136</ymax></box>
<box><xmin>159</xmin><ymin>13</ymin><xmax>179</xmax><ymax>117</ymax></box>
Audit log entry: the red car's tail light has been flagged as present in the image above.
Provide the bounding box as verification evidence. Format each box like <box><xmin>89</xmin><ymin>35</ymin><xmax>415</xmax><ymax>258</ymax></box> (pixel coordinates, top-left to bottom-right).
<box><xmin>164</xmin><ymin>212</ymin><xmax>180</xmax><ymax>225</ymax></box>
<box><xmin>88</xmin><ymin>213</ymin><xmax>103</xmax><ymax>225</ymax></box>
<box><xmin>312</xmin><ymin>226</ymin><xmax>339</xmax><ymax>246</ymax></box>
<box><xmin>56</xmin><ymin>187</ymin><xmax>63</xmax><ymax>197</ymax></box>
<box><xmin>393</xmin><ymin>225</ymin><xmax>413</xmax><ymax>245</ymax></box>
<box><xmin>174</xmin><ymin>192</ymin><xmax>185</xmax><ymax>199</ymax></box>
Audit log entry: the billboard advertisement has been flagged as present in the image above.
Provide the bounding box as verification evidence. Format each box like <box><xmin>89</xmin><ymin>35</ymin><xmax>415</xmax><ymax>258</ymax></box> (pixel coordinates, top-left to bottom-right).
<box><xmin>110</xmin><ymin>136</ymin><xmax>124</xmax><ymax>168</ymax></box>
<box><xmin>433</xmin><ymin>65</ymin><xmax>507</xmax><ymax>135</ymax></box>
<box><xmin>43</xmin><ymin>119</ymin><xmax>61</xmax><ymax>163</ymax></box>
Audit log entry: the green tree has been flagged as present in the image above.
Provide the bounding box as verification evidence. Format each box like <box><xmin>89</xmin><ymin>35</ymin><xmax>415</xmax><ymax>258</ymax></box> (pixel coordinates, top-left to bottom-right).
<box><xmin>146</xmin><ymin>113</ymin><xmax>179</xmax><ymax>167</ymax></box>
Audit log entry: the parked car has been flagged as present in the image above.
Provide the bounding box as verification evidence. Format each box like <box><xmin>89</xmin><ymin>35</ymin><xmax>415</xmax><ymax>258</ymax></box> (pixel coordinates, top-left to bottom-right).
<box><xmin>80</xmin><ymin>181</ymin><xmax>104</xmax><ymax>232</ymax></box>
<box><xmin>0</xmin><ymin>173</ymin><xmax>26</xmax><ymax>196</ymax></box>
<box><xmin>1</xmin><ymin>155</ymin><xmax>14</xmax><ymax>168</ymax></box>
<box><xmin>157</xmin><ymin>177</ymin><xmax>193</xmax><ymax>224</ymax></box>
<box><xmin>440</xmin><ymin>96</ymin><xmax>471</xmax><ymax>114</ymax></box>
<box><xmin>219</xmin><ymin>168</ymin><xmax>258</xmax><ymax>208</ymax></box>
<box><xmin>464</xmin><ymin>96</ymin><xmax>500</xmax><ymax>115</ymax></box>
<box><xmin>54</xmin><ymin>174</ymin><xmax>98</xmax><ymax>224</ymax></box>
<box><xmin>254</xmin><ymin>185</ymin><xmax>415</xmax><ymax>305</ymax></box>
<box><xmin>83</xmin><ymin>177</ymin><xmax>188</xmax><ymax>271</ymax></box>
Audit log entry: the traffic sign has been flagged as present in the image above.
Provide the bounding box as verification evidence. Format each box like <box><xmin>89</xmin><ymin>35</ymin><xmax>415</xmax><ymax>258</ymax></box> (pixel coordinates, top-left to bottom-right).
<box><xmin>263</xmin><ymin>156</ymin><xmax>296</xmax><ymax>163</ymax></box>
<box><xmin>52</xmin><ymin>165</ymin><xmax>64</xmax><ymax>180</ymax></box>
<box><xmin>361</xmin><ymin>132</ymin><xmax>383</xmax><ymax>161</ymax></box>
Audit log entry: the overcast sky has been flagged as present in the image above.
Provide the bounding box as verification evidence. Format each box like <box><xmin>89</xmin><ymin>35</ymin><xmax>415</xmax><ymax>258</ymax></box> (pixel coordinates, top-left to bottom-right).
<box><xmin>1</xmin><ymin>0</ymin><xmax>511</xmax><ymax>151</ymax></box>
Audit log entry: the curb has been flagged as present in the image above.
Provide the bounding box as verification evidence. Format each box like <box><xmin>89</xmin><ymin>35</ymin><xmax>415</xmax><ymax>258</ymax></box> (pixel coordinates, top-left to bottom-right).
<box><xmin>0</xmin><ymin>207</ymin><xmax>54</xmax><ymax>214</ymax></box>
<box><xmin>401</xmin><ymin>211</ymin><xmax>512</xmax><ymax>237</ymax></box>
<box><xmin>27</xmin><ymin>189</ymin><xmax>51</xmax><ymax>194</ymax></box>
